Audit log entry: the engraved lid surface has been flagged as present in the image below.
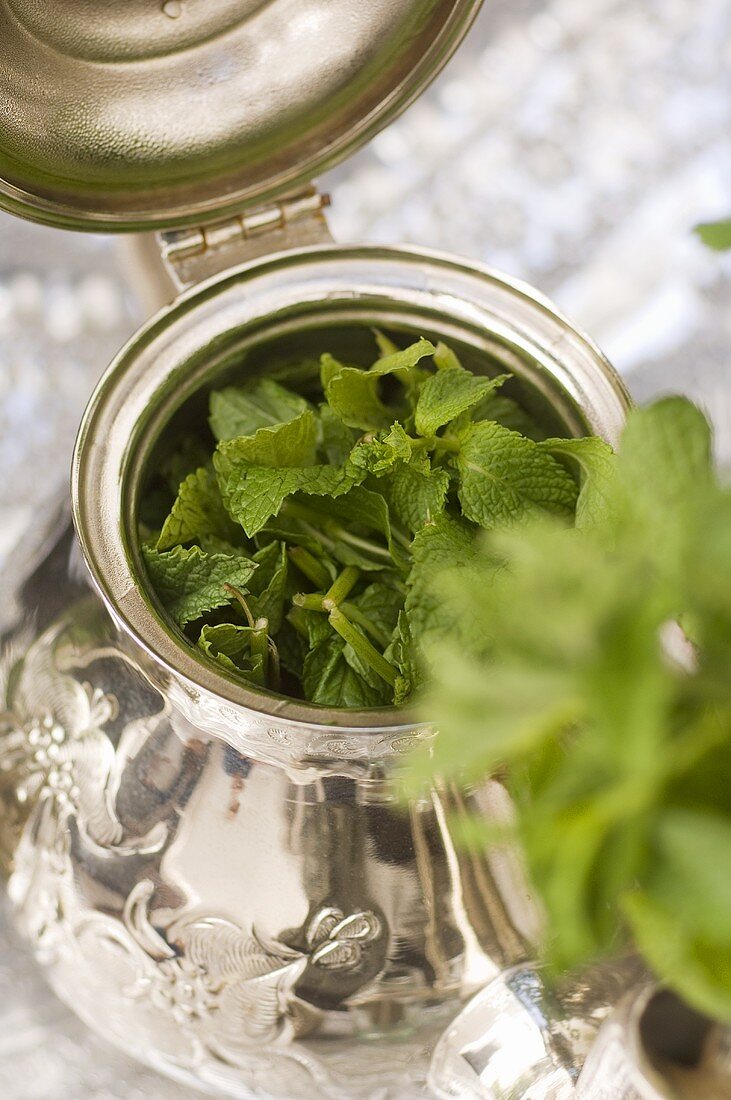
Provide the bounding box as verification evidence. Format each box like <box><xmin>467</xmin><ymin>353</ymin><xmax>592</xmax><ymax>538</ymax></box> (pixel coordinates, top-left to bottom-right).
<box><xmin>0</xmin><ymin>0</ymin><xmax>482</xmax><ymax>231</ymax></box>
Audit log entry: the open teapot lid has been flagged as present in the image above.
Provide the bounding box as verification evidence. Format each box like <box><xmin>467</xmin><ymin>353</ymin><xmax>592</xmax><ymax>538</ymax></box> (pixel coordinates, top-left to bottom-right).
<box><xmin>0</xmin><ymin>0</ymin><xmax>481</xmax><ymax>232</ymax></box>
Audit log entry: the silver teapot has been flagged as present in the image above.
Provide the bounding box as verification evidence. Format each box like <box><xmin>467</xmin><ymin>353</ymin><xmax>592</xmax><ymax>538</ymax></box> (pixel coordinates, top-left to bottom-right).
<box><xmin>3</xmin><ymin>3</ymin><xmax>723</xmax><ymax>1098</ymax></box>
<box><xmin>0</xmin><ymin>239</ymin><xmax>630</xmax><ymax>1098</ymax></box>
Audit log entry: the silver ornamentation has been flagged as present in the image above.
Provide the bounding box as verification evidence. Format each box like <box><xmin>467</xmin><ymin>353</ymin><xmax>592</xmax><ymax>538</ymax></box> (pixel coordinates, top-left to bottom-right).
<box><xmin>0</xmin><ymin>624</ymin><xmax>120</xmax><ymax>843</ymax></box>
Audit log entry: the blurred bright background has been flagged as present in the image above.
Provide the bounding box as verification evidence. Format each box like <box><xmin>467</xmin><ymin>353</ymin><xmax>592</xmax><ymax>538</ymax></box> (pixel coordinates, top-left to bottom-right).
<box><xmin>0</xmin><ymin>0</ymin><xmax>729</xmax><ymax>1095</ymax></box>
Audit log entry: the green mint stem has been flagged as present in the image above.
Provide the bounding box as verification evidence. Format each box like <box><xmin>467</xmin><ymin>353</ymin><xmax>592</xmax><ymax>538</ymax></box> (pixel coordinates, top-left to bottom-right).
<box><xmin>224</xmin><ymin>583</ymin><xmax>255</xmax><ymax>628</ymax></box>
<box><xmin>391</xmin><ymin>527</ymin><xmax>412</xmax><ymax>552</ymax></box>
<box><xmin>267</xmin><ymin>637</ymin><xmax>281</xmax><ymax>692</ymax></box>
<box><xmin>288</xmin><ymin>546</ymin><xmax>331</xmax><ymax>589</ymax></box>
<box><xmin>324</xmin><ymin>566</ymin><xmax>360</xmax><ymax>608</ymax></box>
<box><xmin>334</xmin><ymin>529</ymin><xmax>393</xmax><ymax>561</ymax></box>
<box><xmin>339</xmin><ymin>601</ymin><xmax>391</xmax><ymax>648</ymax></box>
<box><xmin>409</xmin><ymin>437</ymin><xmax>431</xmax><ymax>453</ymax></box>
<box><xmin>293</xmin><ymin>567</ymin><xmax>360</xmax><ymax>615</ymax></box>
<box><xmin>287</xmin><ymin>605</ymin><xmax>309</xmax><ymax>638</ymax></box>
<box><xmin>433</xmin><ymin>437</ymin><xmax>461</xmax><ymax>455</ymax></box>
<box><xmin>328</xmin><ymin>607</ymin><xmax>397</xmax><ymax>687</ymax></box>
<box><xmin>251</xmin><ymin>618</ymin><xmax>269</xmax><ymax>684</ymax></box>
<box><xmin>284</xmin><ymin>501</ymin><xmax>393</xmax><ymax>562</ymax></box>
<box><xmin>293</xmin><ymin>592</ymin><xmax>326</xmax><ymax>611</ymax></box>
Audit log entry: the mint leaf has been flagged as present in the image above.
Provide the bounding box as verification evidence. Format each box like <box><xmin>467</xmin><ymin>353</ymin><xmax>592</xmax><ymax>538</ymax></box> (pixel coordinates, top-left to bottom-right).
<box><xmin>340</xmin><ymin>639</ymin><xmax>394</xmax><ymax>703</ymax></box>
<box><xmin>384</xmin><ymin>611</ymin><xmax>424</xmax><ymax>704</ymax></box>
<box><xmin>319</xmin><ymin>403</ymin><xmax>358</xmax><ymax>465</ymax></box>
<box><xmin>216</xmin><ymin>408</ymin><xmax>318</xmax><ymax>468</ymax></box>
<box><xmin>197</xmin><ymin>534</ymin><xmax>250</xmax><ymax>557</ymax></box>
<box><xmin>538</xmin><ymin>436</ymin><xmax>616</xmax><ymax>529</ymax></box>
<box><xmin>350</xmin><ymin>422</ymin><xmax>414</xmax><ymax>475</ymax></box>
<box><xmin>617</xmin><ymin>397</ymin><xmax>712</xmax><ymax>527</ymax></box>
<box><xmin>370</xmin><ymin>338</ymin><xmax>437</xmax><ymax>375</ymax></box>
<box><xmin>302</xmin><ymin>633</ymin><xmax>387</xmax><ymax>707</ymax></box>
<box><xmin>157</xmin><ymin>466</ymin><xmax>238</xmax><ymax>551</ymax></box>
<box><xmin>320</xmin><ymin>352</ymin><xmax>348</xmax><ymax>392</ymax></box>
<box><xmin>322</xmin><ymin>339</ymin><xmax>436</xmax><ymax>430</ymax></box>
<box><xmin>383</xmin><ymin>461</ymin><xmax>450</xmax><ymax>534</ymax></box>
<box><xmin>373</xmin><ymin>329</ymin><xmax>399</xmax><ymax>357</ymax></box>
<box><xmin>350</xmin><ymin>423</ymin><xmax>449</xmax><ymax>533</ymax></box>
<box><xmin>248</xmin><ymin>541</ymin><xmax>288</xmax><ymax>633</ymax></box>
<box><xmin>291</xmin><ymin>485</ymin><xmax>409</xmax><ymax>573</ymax></box>
<box><xmin>220</xmin><ymin>464</ymin><xmax>357</xmax><ymax>537</ymax></box>
<box><xmin>209</xmin><ymin>378</ymin><xmax>310</xmax><ymax>442</ymax></box>
<box><xmin>615</xmin><ymin>398</ymin><xmax>713</xmax><ymax>584</ymax></box>
<box><xmin>269</xmin><ymin>356</ymin><xmax>321</xmax><ymax>389</ymax></box>
<box><xmin>415</xmin><ymin>368</ymin><xmax>509</xmax><ymax>436</ymax></box>
<box><xmin>472</xmin><ymin>393</ymin><xmax>546</xmax><ymax>440</ymax></box>
<box><xmin>140</xmin><ymin>332</ymin><xmax>606</xmax><ymax>722</ymax></box>
<box><xmin>142</xmin><ymin>545</ymin><xmax>256</xmax><ymax>627</ymax></box>
<box><xmin>623</xmin><ymin>890</ymin><xmax>731</xmax><ymax>1023</ymax></box>
<box><xmin>321</xmin><ymin>352</ymin><xmax>391</xmax><ymax>431</ymax></box>
<box><xmin>410</xmin><ymin>647</ymin><xmax>576</xmax><ymax>790</ymax></box>
<box><xmin>350</xmin><ymin>582</ymin><xmax>403</xmax><ymax>643</ymax></box>
<box><xmin>214</xmin><ymin>411</ymin><xmax>358</xmax><ymax>535</ymax></box>
<box><xmin>410</xmin><ymin>512</ymin><xmax>478</xmax><ymax>570</ymax></box>
<box><xmin>198</xmin><ymin>623</ymin><xmax>265</xmax><ymax>684</ymax></box>
<box><xmin>433</xmin><ymin>341</ymin><xmax>463</xmax><ymax>371</ymax></box>
<box><xmin>695</xmin><ymin>218</ymin><xmax>731</xmax><ymax>251</ymax></box>
<box><xmin>455</xmin><ymin>420</ymin><xmax>578</xmax><ymax>528</ymax></box>
<box><xmin>276</xmin><ymin>618</ymin><xmax>309</xmax><ymax>678</ymax></box>
<box><xmin>405</xmin><ymin>515</ymin><xmax>481</xmax><ymax>649</ymax></box>
<box><xmin>648</xmin><ymin>811</ymin><xmax>731</xmax><ymax>943</ymax></box>
<box><xmin>411</xmin><ymin>396</ymin><xmax>731</xmax><ymax>1019</ymax></box>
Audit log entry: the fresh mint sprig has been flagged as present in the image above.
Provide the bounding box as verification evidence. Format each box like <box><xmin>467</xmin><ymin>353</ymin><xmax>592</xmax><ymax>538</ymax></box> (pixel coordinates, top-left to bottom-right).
<box><xmin>410</xmin><ymin>395</ymin><xmax>731</xmax><ymax>1022</ymax></box>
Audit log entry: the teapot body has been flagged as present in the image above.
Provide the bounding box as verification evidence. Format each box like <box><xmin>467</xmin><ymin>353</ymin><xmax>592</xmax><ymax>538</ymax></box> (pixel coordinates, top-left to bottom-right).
<box><xmin>0</xmin><ymin>245</ymin><xmax>632</xmax><ymax>1097</ymax></box>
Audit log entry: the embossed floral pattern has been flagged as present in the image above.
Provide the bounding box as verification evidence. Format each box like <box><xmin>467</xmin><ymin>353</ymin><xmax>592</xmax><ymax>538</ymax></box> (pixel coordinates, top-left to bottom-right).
<box><xmin>0</xmin><ymin>629</ymin><xmax>121</xmax><ymax>843</ymax></box>
<box><xmin>120</xmin><ymin>881</ymin><xmax>382</xmax><ymax>1046</ymax></box>
<box><xmin>306</xmin><ymin>906</ymin><xmax>381</xmax><ymax>971</ymax></box>
<box><xmin>0</xmin><ymin>616</ymin><xmax>399</xmax><ymax>1098</ymax></box>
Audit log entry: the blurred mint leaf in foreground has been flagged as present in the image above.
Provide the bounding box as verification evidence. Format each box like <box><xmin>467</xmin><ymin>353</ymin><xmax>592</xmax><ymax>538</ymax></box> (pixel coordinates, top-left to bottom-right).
<box><xmin>413</xmin><ymin>396</ymin><xmax>731</xmax><ymax>1022</ymax></box>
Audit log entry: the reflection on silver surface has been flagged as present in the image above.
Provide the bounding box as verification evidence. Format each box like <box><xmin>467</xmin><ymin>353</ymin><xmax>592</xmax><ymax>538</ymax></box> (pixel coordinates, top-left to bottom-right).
<box><xmin>429</xmin><ymin>966</ymin><xmax>602</xmax><ymax>1100</ymax></box>
<box><xmin>575</xmin><ymin>987</ymin><xmax>731</xmax><ymax>1100</ymax></box>
<box><xmin>0</xmin><ymin>585</ymin><xmax>533</xmax><ymax>1100</ymax></box>
<box><xmin>430</xmin><ymin>977</ymin><xmax>731</xmax><ymax>1100</ymax></box>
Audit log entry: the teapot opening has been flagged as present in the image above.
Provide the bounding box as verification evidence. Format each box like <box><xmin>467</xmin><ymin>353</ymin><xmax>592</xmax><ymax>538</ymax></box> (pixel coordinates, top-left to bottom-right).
<box><xmin>636</xmin><ymin>989</ymin><xmax>731</xmax><ymax>1100</ymax></box>
<box><xmin>639</xmin><ymin>989</ymin><xmax>712</xmax><ymax>1070</ymax></box>
<box><xmin>72</xmin><ymin>246</ymin><xmax>630</xmax><ymax>734</ymax></box>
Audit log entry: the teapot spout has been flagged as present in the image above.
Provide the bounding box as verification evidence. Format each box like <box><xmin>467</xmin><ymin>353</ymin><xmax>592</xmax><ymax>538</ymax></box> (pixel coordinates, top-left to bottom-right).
<box><xmin>428</xmin><ymin>957</ymin><xmax>640</xmax><ymax>1100</ymax></box>
<box><xmin>576</xmin><ymin>986</ymin><xmax>731</xmax><ymax>1100</ymax></box>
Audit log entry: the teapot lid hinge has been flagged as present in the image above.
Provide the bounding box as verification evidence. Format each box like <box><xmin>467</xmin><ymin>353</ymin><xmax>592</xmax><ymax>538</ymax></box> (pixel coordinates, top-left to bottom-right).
<box><xmin>157</xmin><ymin>185</ymin><xmax>333</xmax><ymax>290</ymax></box>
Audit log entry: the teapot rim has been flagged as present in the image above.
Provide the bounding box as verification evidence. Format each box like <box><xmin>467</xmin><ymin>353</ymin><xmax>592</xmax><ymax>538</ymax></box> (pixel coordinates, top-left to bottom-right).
<box><xmin>72</xmin><ymin>242</ymin><xmax>630</xmax><ymax>738</ymax></box>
